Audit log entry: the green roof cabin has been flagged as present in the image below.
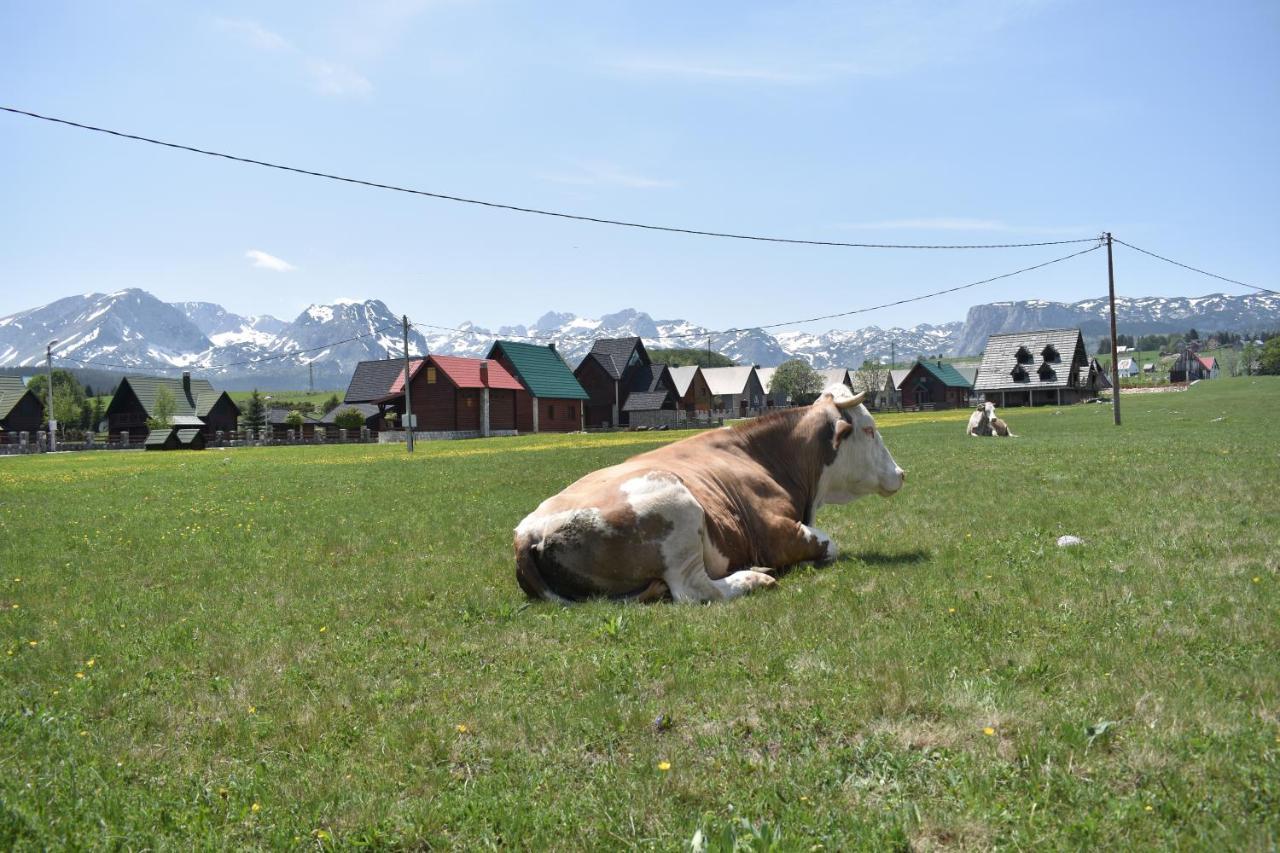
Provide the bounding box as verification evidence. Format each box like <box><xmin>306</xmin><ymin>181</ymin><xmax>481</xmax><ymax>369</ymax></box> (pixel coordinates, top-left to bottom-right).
<box><xmin>0</xmin><ymin>375</ymin><xmax>46</xmax><ymax>440</ymax></box>
<box><xmin>487</xmin><ymin>341</ymin><xmax>589</xmax><ymax>432</ymax></box>
<box><xmin>896</xmin><ymin>360</ymin><xmax>974</xmax><ymax>410</ymax></box>
<box><xmin>106</xmin><ymin>372</ymin><xmax>239</xmax><ymax>443</ymax></box>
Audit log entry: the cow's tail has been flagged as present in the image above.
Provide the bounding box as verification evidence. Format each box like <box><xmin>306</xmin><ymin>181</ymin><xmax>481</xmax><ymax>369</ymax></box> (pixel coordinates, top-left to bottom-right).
<box><xmin>515</xmin><ymin>535</ymin><xmax>572</xmax><ymax>604</ymax></box>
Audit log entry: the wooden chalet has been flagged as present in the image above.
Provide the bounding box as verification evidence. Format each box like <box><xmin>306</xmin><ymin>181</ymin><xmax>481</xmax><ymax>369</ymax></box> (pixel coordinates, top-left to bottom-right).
<box><xmin>816</xmin><ymin>368</ymin><xmax>854</xmax><ymax>391</ymax></box>
<box><xmin>972</xmin><ymin>329</ymin><xmax>1106</xmax><ymax>407</ymax></box>
<box><xmin>574</xmin><ymin>337</ymin><xmax>663</xmax><ymax>427</ymax></box>
<box><xmin>349</xmin><ymin>355</ymin><xmax>526</xmax><ymax>436</ymax></box>
<box><xmin>0</xmin><ymin>375</ymin><xmax>45</xmax><ymax>440</ymax></box>
<box><xmin>1170</xmin><ymin>353</ymin><xmax>1218</xmax><ymax>382</ymax></box>
<box><xmin>896</xmin><ymin>360</ymin><xmax>973</xmax><ymax>409</ymax></box>
<box><xmin>665</xmin><ymin>366</ymin><xmax>713</xmax><ymax>413</ymax></box>
<box><xmin>105</xmin><ymin>372</ymin><xmax>239</xmax><ymax>440</ymax></box>
<box><xmin>701</xmin><ymin>367</ymin><xmax>766</xmax><ymax>416</ymax></box>
<box><xmin>621</xmin><ymin>364</ymin><xmax>679</xmax><ymax>420</ymax></box>
<box><xmin>486</xmin><ymin>341</ymin><xmax>589</xmax><ymax>432</ymax></box>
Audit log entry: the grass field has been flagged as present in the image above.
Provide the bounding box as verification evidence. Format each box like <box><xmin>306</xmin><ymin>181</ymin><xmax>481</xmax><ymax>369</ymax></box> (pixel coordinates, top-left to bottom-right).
<box><xmin>2</xmin><ymin>379</ymin><xmax>1277</xmax><ymax>849</ymax></box>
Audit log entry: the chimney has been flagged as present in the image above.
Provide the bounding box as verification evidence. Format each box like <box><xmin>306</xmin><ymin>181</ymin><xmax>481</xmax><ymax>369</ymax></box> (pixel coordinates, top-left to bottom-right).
<box><xmin>479</xmin><ymin>360</ymin><xmax>489</xmax><ymax>387</ymax></box>
<box><xmin>182</xmin><ymin>371</ymin><xmax>192</xmax><ymax>400</ymax></box>
<box><xmin>548</xmin><ymin>342</ymin><xmax>556</xmax><ymax>352</ymax></box>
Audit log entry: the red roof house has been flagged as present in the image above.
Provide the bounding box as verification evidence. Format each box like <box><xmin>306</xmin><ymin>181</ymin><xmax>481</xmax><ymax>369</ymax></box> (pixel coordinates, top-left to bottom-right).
<box><xmin>367</xmin><ymin>354</ymin><xmax>527</xmax><ymax>435</ymax></box>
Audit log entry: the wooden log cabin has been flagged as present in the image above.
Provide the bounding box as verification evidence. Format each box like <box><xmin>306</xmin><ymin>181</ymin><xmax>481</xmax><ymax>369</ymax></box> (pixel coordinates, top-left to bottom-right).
<box><xmin>105</xmin><ymin>372</ymin><xmax>239</xmax><ymax>440</ymax></box>
<box><xmin>0</xmin><ymin>375</ymin><xmax>46</xmax><ymax>441</ymax></box>
<box><xmin>486</xmin><ymin>340</ymin><xmax>589</xmax><ymax>432</ymax></box>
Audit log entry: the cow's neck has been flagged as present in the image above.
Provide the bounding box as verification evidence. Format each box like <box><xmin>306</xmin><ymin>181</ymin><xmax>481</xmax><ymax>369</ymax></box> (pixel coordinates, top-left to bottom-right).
<box><xmin>735</xmin><ymin>409</ymin><xmax>827</xmax><ymax>525</ymax></box>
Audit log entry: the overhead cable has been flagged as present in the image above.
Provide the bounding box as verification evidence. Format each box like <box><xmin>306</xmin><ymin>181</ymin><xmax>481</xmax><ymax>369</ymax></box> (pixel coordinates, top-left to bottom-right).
<box><xmin>1</xmin><ymin>106</ymin><xmax>1102</xmax><ymax>251</ymax></box>
<box><xmin>1113</xmin><ymin>238</ymin><xmax>1278</xmax><ymax>296</ymax></box>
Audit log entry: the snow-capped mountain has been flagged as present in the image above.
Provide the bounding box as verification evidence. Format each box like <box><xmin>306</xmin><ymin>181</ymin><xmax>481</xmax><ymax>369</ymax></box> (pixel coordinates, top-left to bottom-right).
<box><xmin>0</xmin><ymin>289</ymin><xmax>213</xmax><ymax>370</ymax></box>
<box><xmin>171</xmin><ymin>301</ymin><xmax>286</xmax><ymax>348</ymax></box>
<box><xmin>953</xmin><ymin>293</ymin><xmax>1280</xmax><ymax>354</ymax></box>
<box><xmin>2</xmin><ymin>289</ymin><xmax>1276</xmax><ymax>389</ymax></box>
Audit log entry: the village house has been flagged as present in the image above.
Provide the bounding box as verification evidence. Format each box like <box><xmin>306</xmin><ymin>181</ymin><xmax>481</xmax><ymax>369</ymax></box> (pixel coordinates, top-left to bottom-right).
<box><xmin>265</xmin><ymin>408</ymin><xmax>325</xmax><ymax>441</ymax></box>
<box><xmin>0</xmin><ymin>375</ymin><xmax>45</xmax><ymax>441</ymax></box>
<box><xmin>754</xmin><ymin>367</ymin><xmax>788</xmax><ymax>408</ymax></box>
<box><xmin>702</xmin><ymin>366</ymin><xmax>766</xmax><ymax>417</ymax></box>
<box><xmin>486</xmin><ymin>340</ymin><xmax>589</xmax><ymax>432</ymax></box>
<box><xmin>665</xmin><ymin>365</ymin><xmax>714</xmax><ymax>414</ymax></box>
<box><xmin>1170</xmin><ymin>353</ymin><xmax>1219</xmax><ymax>382</ymax></box>
<box><xmin>621</xmin><ymin>364</ymin><xmax>681</xmax><ymax>426</ymax></box>
<box><xmin>1117</xmin><ymin>357</ymin><xmax>1139</xmax><ymax>377</ymax></box>
<box><xmin>973</xmin><ymin>329</ymin><xmax>1107</xmax><ymax>406</ymax></box>
<box><xmin>896</xmin><ymin>360</ymin><xmax>973</xmax><ymax>409</ymax></box>
<box><xmin>574</xmin><ymin>337</ymin><xmax>665</xmax><ymax>427</ymax></box>
<box><xmin>347</xmin><ymin>355</ymin><xmax>526</xmax><ymax>438</ymax></box>
<box><xmin>105</xmin><ymin>372</ymin><xmax>239</xmax><ymax>442</ymax></box>
<box><xmin>877</xmin><ymin>368</ymin><xmax>912</xmax><ymax>410</ymax></box>
<box><xmin>815</xmin><ymin>368</ymin><xmax>854</xmax><ymax>391</ymax></box>
<box><xmin>318</xmin><ymin>402</ymin><xmax>381</xmax><ymax>434</ymax></box>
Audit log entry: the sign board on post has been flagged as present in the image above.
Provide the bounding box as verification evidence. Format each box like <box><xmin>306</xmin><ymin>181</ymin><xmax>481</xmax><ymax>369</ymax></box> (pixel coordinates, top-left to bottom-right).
<box><xmin>405</xmin><ymin>414</ymin><xmax>417</xmax><ymax>429</ymax></box>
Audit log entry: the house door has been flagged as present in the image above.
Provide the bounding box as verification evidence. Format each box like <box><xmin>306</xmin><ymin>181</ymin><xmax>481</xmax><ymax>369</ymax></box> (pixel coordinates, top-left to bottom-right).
<box><xmin>914</xmin><ymin>388</ymin><xmax>927</xmax><ymax>407</ymax></box>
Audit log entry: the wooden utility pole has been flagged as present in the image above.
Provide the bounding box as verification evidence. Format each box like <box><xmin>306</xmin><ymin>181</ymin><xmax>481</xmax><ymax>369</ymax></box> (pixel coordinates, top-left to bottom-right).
<box><xmin>402</xmin><ymin>315</ymin><xmax>415</xmax><ymax>453</ymax></box>
<box><xmin>46</xmin><ymin>339</ymin><xmax>58</xmax><ymax>452</ymax></box>
<box><xmin>1105</xmin><ymin>233</ymin><xmax>1121</xmax><ymax>426</ymax></box>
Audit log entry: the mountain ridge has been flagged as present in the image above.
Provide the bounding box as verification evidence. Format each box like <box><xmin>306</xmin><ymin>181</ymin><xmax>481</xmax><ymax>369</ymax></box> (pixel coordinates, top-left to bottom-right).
<box><xmin>2</xmin><ymin>289</ymin><xmax>1276</xmax><ymax>390</ymax></box>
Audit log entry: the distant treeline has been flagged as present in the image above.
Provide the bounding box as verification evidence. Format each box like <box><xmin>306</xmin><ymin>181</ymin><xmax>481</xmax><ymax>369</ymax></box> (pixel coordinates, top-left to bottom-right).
<box><xmin>0</xmin><ymin>365</ymin><xmax>123</xmax><ymax>397</ymax></box>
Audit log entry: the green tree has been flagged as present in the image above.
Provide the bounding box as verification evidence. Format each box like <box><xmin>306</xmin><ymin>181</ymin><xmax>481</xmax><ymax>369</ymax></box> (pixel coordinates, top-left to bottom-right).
<box><xmin>285</xmin><ymin>410</ymin><xmax>305</xmax><ymax>431</ymax></box>
<box><xmin>147</xmin><ymin>387</ymin><xmax>175</xmax><ymax>430</ymax></box>
<box><xmin>333</xmin><ymin>407</ymin><xmax>367</xmax><ymax>430</ymax></box>
<box><xmin>90</xmin><ymin>397</ymin><xmax>105</xmax><ymax>433</ymax></box>
<box><xmin>1258</xmin><ymin>338</ymin><xmax>1280</xmax><ymax>375</ymax></box>
<box><xmin>243</xmin><ymin>389</ymin><xmax>266</xmax><ymax>431</ymax></box>
<box><xmin>322</xmin><ymin>393</ymin><xmax>342</xmax><ymax>414</ymax></box>
<box><xmin>854</xmin><ymin>358</ymin><xmax>886</xmax><ymax>398</ymax></box>
<box><xmin>26</xmin><ymin>369</ymin><xmax>87</xmax><ymax>435</ymax></box>
<box><xmin>1241</xmin><ymin>341</ymin><xmax>1258</xmax><ymax>375</ymax></box>
<box><xmin>1096</xmin><ymin>337</ymin><xmax>1112</xmax><ymax>355</ymax></box>
<box><xmin>771</xmin><ymin>359</ymin><xmax>823</xmax><ymax>406</ymax></box>
<box><xmin>648</xmin><ymin>347</ymin><xmax>735</xmax><ymax>368</ymax></box>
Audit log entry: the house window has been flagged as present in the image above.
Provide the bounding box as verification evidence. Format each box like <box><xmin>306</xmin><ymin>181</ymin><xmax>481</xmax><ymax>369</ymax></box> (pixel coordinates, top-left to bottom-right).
<box><xmin>1041</xmin><ymin>344</ymin><xmax>1059</xmax><ymax>362</ymax></box>
<box><xmin>465</xmin><ymin>397</ymin><xmax>474</xmax><ymax>407</ymax></box>
<box><xmin>426</xmin><ymin>367</ymin><xmax>437</xmax><ymax>384</ymax></box>
<box><xmin>569</xmin><ymin>405</ymin><xmax>576</xmax><ymax>419</ymax></box>
<box><xmin>1015</xmin><ymin>346</ymin><xmax>1033</xmax><ymax>365</ymax></box>
<box><xmin>1038</xmin><ymin>363</ymin><xmax>1055</xmax><ymax>380</ymax></box>
<box><xmin>1011</xmin><ymin>365</ymin><xmax>1029</xmax><ymax>382</ymax></box>
<box><xmin>549</xmin><ymin>404</ymin><xmax>556</xmax><ymax>419</ymax></box>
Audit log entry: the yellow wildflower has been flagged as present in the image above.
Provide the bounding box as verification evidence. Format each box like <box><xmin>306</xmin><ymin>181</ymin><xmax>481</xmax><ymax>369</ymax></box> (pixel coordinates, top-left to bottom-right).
<box><xmin>28</xmin><ymin>640</ymin><xmax>37</xmax><ymax>647</ymax></box>
<box><xmin>455</xmin><ymin>724</ymin><xmax>468</xmax><ymax>734</ymax></box>
<box><xmin>251</xmin><ymin>802</ymin><xmax>261</xmax><ymax>813</ymax></box>
<box><xmin>86</xmin><ymin>658</ymin><xmax>95</xmax><ymax>667</ymax></box>
<box><xmin>248</xmin><ymin>706</ymin><xmax>256</xmax><ymax>715</ymax></box>
<box><xmin>75</xmin><ymin>672</ymin><xmax>85</xmax><ymax>679</ymax></box>
<box><xmin>319</xmin><ymin>626</ymin><xmax>328</xmax><ymax>633</ymax></box>
<box><xmin>983</xmin><ymin>726</ymin><xmax>996</xmax><ymax>736</ymax></box>
<box><xmin>948</xmin><ymin>607</ymin><xmax>956</xmax><ymax>614</ymax></box>
<box><xmin>657</xmin><ymin>760</ymin><xmax>671</xmax><ymax>771</ymax></box>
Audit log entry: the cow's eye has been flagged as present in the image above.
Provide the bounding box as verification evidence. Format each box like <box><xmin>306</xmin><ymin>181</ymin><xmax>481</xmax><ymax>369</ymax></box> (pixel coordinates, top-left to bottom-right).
<box><xmin>862</xmin><ymin>426</ymin><xmax>875</xmax><ymax>438</ymax></box>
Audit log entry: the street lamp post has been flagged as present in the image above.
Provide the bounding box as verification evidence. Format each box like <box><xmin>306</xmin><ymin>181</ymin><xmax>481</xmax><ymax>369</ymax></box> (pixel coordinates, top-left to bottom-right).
<box><xmin>46</xmin><ymin>339</ymin><xmax>58</xmax><ymax>452</ymax></box>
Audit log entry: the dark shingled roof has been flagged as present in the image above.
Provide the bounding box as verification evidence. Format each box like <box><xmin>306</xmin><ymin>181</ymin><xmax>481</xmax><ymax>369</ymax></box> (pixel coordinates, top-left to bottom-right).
<box><xmin>621</xmin><ymin>390</ymin><xmax>672</xmax><ymax>412</ymax></box>
<box><xmin>973</xmin><ymin>329</ymin><xmax>1088</xmax><ymax>393</ymax></box>
<box><xmin>110</xmin><ymin>375</ymin><xmax>237</xmax><ymax>420</ymax></box>
<box><xmin>488</xmin><ymin>341</ymin><xmax>589</xmax><ymax>400</ymax></box>
<box><xmin>344</xmin><ymin>359</ymin><xmax>412</xmax><ymax>403</ymax></box>
<box><xmin>320</xmin><ymin>402</ymin><xmax>379</xmax><ymax>424</ymax></box>
<box><xmin>0</xmin><ymin>375</ymin><xmax>41</xmax><ymax>421</ymax></box>
<box><xmin>583</xmin><ymin>337</ymin><xmax>645</xmax><ymax>380</ymax></box>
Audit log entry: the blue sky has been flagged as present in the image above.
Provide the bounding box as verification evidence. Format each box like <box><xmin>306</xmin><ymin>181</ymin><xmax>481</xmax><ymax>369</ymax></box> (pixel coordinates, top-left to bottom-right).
<box><xmin>2</xmin><ymin>1</ymin><xmax>1277</xmax><ymax>334</ymax></box>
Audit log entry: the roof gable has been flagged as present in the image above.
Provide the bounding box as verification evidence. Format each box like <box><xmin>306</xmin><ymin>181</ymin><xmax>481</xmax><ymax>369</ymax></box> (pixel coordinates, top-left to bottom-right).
<box><xmin>973</xmin><ymin>329</ymin><xmax>1088</xmax><ymax>392</ymax></box>
<box><xmin>429</xmin><ymin>355</ymin><xmax>524</xmax><ymax>390</ymax></box>
<box><xmin>487</xmin><ymin>341</ymin><xmax>589</xmax><ymax>400</ymax></box>
<box><xmin>666</xmin><ymin>365</ymin><xmax>702</xmax><ymax>396</ymax></box>
<box><xmin>0</xmin><ymin>376</ymin><xmax>41</xmax><ymax>421</ymax></box>
<box><xmin>702</xmin><ymin>366</ymin><xmax>759</xmax><ymax>396</ymax></box>
<box><xmin>584</xmin><ymin>337</ymin><xmax>647</xmax><ymax>380</ymax></box>
<box><xmin>345</xmin><ymin>359</ymin><xmax>411</xmax><ymax>403</ymax></box>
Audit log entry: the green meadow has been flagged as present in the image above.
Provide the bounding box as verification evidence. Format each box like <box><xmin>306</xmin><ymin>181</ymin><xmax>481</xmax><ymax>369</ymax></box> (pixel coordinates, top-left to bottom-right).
<box><xmin>1</xmin><ymin>379</ymin><xmax>1277</xmax><ymax>849</ymax></box>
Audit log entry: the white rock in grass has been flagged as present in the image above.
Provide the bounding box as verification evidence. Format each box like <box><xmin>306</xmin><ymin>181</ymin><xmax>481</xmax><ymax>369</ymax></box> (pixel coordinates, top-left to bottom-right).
<box><xmin>1057</xmin><ymin>535</ymin><xmax>1084</xmax><ymax>548</ymax></box>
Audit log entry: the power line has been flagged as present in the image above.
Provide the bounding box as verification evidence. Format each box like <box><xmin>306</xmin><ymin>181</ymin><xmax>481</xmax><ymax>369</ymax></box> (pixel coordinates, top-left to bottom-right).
<box><xmin>1113</xmin><ymin>238</ymin><xmax>1278</xmax><ymax>296</ymax></box>
<box><xmin>415</xmin><ymin>243</ymin><xmax>1104</xmax><ymax>342</ymax></box>
<box><xmin>1</xmin><ymin>106</ymin><xmax>1102</xmax><ymax>251</ymax></box>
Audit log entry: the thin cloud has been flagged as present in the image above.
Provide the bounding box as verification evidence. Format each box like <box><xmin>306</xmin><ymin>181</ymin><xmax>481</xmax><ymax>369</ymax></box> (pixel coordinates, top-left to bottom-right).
<box><xmin>214</xmin><ymin>17</ymin><xmax>373</xmax><ymax>97</ymax></box>
<box><xmin>539</xmin><ymin>162</ymin><xmax>677</xmax><ymax>190</ymax></box>
<box><xmin>246</xmin><ymin>250</ymin><xmax>297</xmax><ymax>272</ymax></box>
<box><xmin>836</xmin><ymin>218</ymin><xmax>1094</xmax><ymax>236</ymax></box>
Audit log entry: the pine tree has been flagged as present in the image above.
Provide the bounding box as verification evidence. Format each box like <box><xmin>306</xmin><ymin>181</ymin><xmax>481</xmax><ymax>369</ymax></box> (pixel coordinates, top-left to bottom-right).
<box><xmin>243</xmin><ymin>390</ymin><xmax>267</xmax><ymax>430</ymax></box>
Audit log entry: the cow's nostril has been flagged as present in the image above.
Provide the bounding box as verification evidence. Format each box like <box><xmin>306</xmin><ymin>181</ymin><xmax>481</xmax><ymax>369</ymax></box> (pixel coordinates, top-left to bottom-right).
<box><xmin>899</xmin><ymin>469</ymin><xmax>907</xmax><ymax>482</ymax></box>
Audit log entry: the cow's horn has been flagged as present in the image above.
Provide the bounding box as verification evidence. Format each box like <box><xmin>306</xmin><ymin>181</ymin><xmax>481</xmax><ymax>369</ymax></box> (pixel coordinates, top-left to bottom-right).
<box><xmin>835</xmin><ymin>391</ymin><xmax>866</xmax><ymax>410</ymax></box>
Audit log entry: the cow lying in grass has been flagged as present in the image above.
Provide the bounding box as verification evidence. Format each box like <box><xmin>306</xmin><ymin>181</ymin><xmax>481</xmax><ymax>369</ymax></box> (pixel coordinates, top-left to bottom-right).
<box><xmin>514</xmin><ymin>385</ymin><xmax>906</xmax><ymax>603</ymax></box>
<box><xmin>967</xmin><ymin>402</ymin><xmax>1017</xmax><ymax>438</ymax></box>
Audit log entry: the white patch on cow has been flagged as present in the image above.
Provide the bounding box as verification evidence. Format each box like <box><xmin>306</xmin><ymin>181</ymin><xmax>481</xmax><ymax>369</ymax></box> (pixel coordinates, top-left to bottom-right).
<box><xmin>514</xmin><ymin>506</ymin><xmax>606</xmax><ymax>541</ymax></box>
<box><xmin>802</xmin><ymin>524</ymin><xmax>836</xmax><ymax>563</ymax></box>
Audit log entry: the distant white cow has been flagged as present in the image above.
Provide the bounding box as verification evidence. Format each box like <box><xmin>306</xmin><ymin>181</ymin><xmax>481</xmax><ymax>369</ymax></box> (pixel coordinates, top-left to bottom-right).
<box><xmin>967</xmin><ymin>401</ymin><xmax>1016</xmax><ymax>438</ymax></box>
<box><xmin>966</xmin><ymin>402</ymin><xmax>993</xmax><ymax>437</ymax></box>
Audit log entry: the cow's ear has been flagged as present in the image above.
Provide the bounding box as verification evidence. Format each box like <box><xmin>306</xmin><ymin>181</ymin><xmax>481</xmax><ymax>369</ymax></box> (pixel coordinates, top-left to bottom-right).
<box><xmin>833</xmin><ymin>419</ymin><xmax>854</xmax><ymax>448</ymax></box>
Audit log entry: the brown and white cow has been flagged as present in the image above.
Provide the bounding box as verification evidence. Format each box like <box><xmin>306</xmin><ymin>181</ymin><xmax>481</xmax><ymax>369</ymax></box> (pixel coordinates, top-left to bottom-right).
<box><xmin>966</xmin><ymin>402</ymin><xmax>994</xmax><ymax>437</ymax></box>
<box><xmin>514</xmin><ymin>385</ymin><xmax>906</xmax><ymax>603</ymax></box>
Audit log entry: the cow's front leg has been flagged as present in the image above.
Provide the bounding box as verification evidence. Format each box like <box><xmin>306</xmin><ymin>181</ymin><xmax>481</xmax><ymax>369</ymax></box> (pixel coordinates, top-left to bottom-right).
<box><xmin>763</xmin><ymin>517</ymin><xmax>838</xmax><ymax>568</ymax></box>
